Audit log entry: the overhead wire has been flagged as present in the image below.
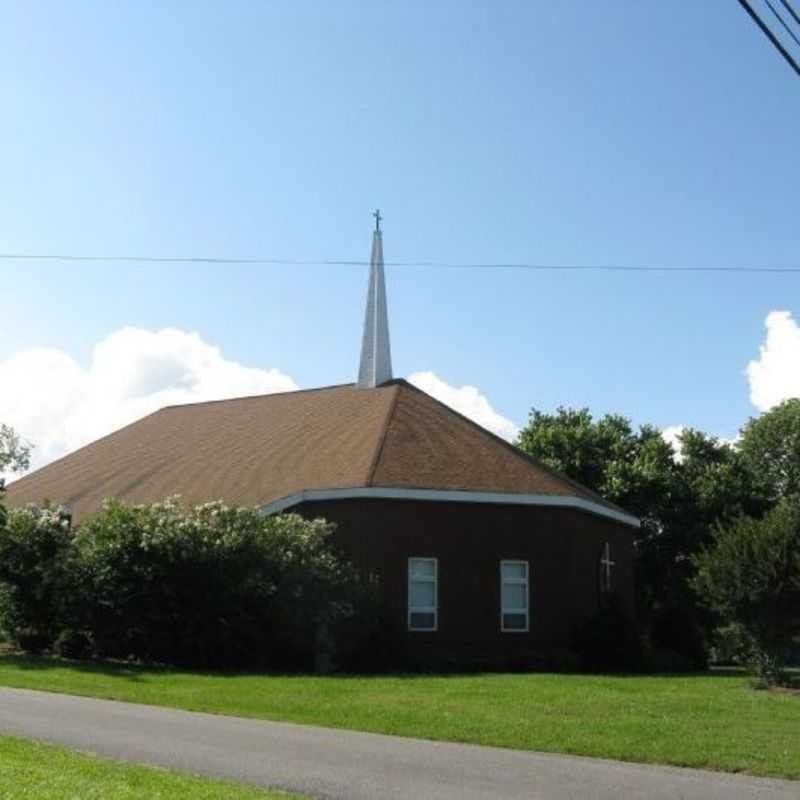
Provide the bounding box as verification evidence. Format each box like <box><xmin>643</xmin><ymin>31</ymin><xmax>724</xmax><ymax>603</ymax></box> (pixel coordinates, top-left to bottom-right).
<box><xmin>0</xmin><ymin>252</ymin><xmax>798</xmax><ymax>274</ymax></box>
<box><xmin>763</xmin><ymin>0</ymin><xmax>800</xmax><ymax>48</ymax></box>
<box><xmin>778</xmin><ymin>0</ymin><xmax>800</xmax><ymax>27</ymax></box>
<box><xmin>736</xmin><ymin>0</ymin><xmax>800</xmax><ymax>76</ymax></box>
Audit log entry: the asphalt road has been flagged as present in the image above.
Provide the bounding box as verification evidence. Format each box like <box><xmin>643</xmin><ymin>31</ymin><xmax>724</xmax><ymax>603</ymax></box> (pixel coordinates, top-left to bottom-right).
<box><xmin>0</xmin><ymin>687</ymin><xmax>796</xmax><ymax>799</ymax></box>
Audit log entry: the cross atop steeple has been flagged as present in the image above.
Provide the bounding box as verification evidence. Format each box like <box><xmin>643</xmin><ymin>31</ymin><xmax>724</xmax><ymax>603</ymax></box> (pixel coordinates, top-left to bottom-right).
<box><xmin>356</xmin><ymin>212</ymin><xmax>393</xmax><ymax>389</ymax></box>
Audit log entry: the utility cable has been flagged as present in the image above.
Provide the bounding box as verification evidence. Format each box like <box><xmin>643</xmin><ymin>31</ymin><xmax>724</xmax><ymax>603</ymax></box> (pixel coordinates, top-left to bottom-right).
<box><xmin>736</xmin><ymin>0</ymin><xmax>800</xmax><ymax>77</ymax></box>
<box><xmin>0</xmin><ymin>253</ymin><xmax>799</xmax><ymax>274</ymax></box>
<box><xmin>778</xmin><ymin>0</ymin><xmax>800</xmax><ymax>27</ymax></box>
<box><xmin>764</xmin><ymin>0</ymin><xmax>800</xmax><ymax>48</ymax></box>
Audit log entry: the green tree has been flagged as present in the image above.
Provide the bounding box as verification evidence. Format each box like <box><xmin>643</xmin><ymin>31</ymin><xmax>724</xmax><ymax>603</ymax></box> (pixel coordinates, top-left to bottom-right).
<box><xmin>0</xmin><ymin>423</ymin><xmax>31</xmax><ymax>476</ymax></box>
<box><xmin>739</xmin><ymin>399</ymin><xmax>800</xmax><ymax>502</ymax></box>
<box><xmin>692</xmin><ymin>500</ymin><xmax>800</xmax><ymax>686</ymax></box>
<box><xmin>646</xmin><ymin>428</ymin><xmax>767</xmax><ymax>607</ymax></box>
<box><xmin>516</xmin><ymin>408</ymin><xmax>764</xmax><ymax>665</ymax></box>
<box><xmin>516</xmin><ymin>408</ymin><xmax>681</xmax><ymax>516</ymax></box>
<box><xmin>0</xmin><ymin>423</ymin><xmax>31</xmax><ymax>529</ymax></box>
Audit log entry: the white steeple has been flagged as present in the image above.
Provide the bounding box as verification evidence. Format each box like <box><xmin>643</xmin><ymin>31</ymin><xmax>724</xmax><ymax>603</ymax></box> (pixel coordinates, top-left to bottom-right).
<box><xmin>357</xmin><ymin>210</ymin><xmax>393</xmax><ymax>389</ymax></box>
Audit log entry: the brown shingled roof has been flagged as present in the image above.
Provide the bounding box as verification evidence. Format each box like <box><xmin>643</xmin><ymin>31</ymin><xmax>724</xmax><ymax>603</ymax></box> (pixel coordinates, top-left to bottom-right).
<box><xmin>6</xmin><ymin>379</ymin><xmax>624</xmax><ymax>523</ymax></box>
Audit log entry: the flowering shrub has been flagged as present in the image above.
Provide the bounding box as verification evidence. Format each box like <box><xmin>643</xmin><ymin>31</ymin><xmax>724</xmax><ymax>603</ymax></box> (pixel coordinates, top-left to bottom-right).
<box><xmin>0</xmin><ymin>498</ymin><xmax>367</xmax><ymax>670</ymax></box>
<box><xmin>0</xmin><ymin>504</ymin><xmax>72</xmax><ymax>649</ymax></box>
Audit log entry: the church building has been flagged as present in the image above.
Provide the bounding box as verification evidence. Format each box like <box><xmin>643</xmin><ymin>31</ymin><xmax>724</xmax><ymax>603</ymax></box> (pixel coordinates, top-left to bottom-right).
<box><xmin>7</xmin><ymin>215</ymin><xmax>639</xmax><ymax>668</ymax></box>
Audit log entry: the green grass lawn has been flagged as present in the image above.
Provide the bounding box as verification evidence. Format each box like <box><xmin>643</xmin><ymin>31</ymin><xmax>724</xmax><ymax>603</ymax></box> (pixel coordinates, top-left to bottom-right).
<box><xmin>0</xmin><ymin>735</ymin><xmax>298</xmax><ymax>799</ymax></box>
<box><xmin>0</xmin><ymin>653</ymin><xmax>797</xmax><ymax>780</ymax></box>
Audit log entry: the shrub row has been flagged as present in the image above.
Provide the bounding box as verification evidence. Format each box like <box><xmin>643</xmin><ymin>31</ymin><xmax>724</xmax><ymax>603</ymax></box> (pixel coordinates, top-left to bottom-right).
<box><xmin>0</xmin><ymin>498</ymin><xmax>383</xmax><ymax>671</ymax></box>
<box><xmin>0</xmin><ymin>496</ymin><xmax>708</xmax><ymax>675</ymax></box>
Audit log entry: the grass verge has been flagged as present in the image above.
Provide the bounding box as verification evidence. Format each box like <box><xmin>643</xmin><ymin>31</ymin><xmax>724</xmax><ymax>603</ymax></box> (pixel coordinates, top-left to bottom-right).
<box><xmin>0</xmin><ymin>734</ymin><xmax>298</xmax><ymax>799</ymax></box>
<box><xmin>0</xmin><ymin>653</ymin><xmax>797</xmax><ymax>780</ymax></box>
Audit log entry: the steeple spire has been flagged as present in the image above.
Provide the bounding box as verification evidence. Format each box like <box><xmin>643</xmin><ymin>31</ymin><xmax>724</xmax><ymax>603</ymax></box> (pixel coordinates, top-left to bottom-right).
<box><xmin>357</xmin><ymin>210</ymin><xmax>393</xmax><ymax>389</ymax></box>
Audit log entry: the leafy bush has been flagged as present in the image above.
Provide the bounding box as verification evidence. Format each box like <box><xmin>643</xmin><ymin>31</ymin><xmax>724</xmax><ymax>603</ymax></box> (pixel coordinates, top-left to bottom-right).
<box><xmin>648</xmin><ymin>606</ymin><xmax>707</xmax><ymax>670</ymax></box>
<box><xmin>572</xmin><ymin>595</ymin><xmax>644</xmax><ymax>672</ymax></box>
<box><xmin>67</xmin><ymin>498</ymin><xmax>363</xmax><ymax>670</ymax></box>
<box><xmin>54</xmin><ymin>629</ymin><xmax>93</xmax><ymax>661</ymax></box>
<box><xmin>0</xmin><ymin>505</ymin><xmax>72</xmax><ymax>650</ymax></box>
<box><xmin>0</xmin><ymin>497</ymin><xmax>370</xmax><ymax>670</ymax></box>
<box><xmin>15</xmin><ymin>628</ymin><xmax>51</xmax><ymax>654</ymax></box>
<box><xmin>708</xmin><ymin>623</ymin><xmax>749</xmax><ymax>666</ymax></box>
<box><xmin>692</xmin><ymin>499</ymin><xmax>800</xmax><ymax>686</ymax></box>
<box><xmin>328</xmin><ymin>586</ymin><xmax>404</xmax><ymax>673</ymax></box>
<box><xmin>647</xmin><ymin>648</ymin><xmax>697</xmax><ymax>673</ymax></box>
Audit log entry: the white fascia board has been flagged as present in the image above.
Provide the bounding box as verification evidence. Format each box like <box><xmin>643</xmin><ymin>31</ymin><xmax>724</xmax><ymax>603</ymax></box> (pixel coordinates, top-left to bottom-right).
<box><xmin>258</xmin><ymin>487</ymin><xmax>640</xmax><ymax>528</ymax></box>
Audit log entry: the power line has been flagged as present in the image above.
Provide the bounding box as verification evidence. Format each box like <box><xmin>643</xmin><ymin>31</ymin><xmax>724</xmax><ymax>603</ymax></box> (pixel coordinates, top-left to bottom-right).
<box><xmin>764</xmin><ymin>0</ymin><xmax>800</xmax><ymax>48</ymax></box>
<box><xmin>779</xmin><ymin>0</ymin><xmax>800</xmax><ymax>27</ymax></box>
<box><xmin>736</xmin><ymin>0</ymin><xmax>800</xmax><ymax>77</ymax></box>
<box><xmin>0</xmin><ymin>252</ymin><xmax>799</xmax><ymax>273</ymax></box>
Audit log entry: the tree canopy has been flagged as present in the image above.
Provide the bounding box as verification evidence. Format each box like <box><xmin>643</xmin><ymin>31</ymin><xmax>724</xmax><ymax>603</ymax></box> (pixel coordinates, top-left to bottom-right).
<box><xmin>0</xmin><ymin>423</ymin><xmax>31</xmax><ymax>477</ymax></box>
<box><xmin>516</xmin><ymin>406</ymin><xmax>768</xmax><ymax>665</ymax></box>
<box><xmin>739</xmin><ymin>399</ymin><xmax>800</xmax><ymax>503</ymax></box>
<box><xmin>692</xmin><ymin>499</ymin><xmax>800</xmax><ymax>684</ymax></box>
<box><xmin>0</xmin><ymin>423</ymin><xmax>32</xmax><ymax>531</ymax></box>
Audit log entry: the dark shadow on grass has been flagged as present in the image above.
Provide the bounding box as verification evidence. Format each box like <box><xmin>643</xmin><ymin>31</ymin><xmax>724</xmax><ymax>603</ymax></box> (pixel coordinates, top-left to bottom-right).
<box><xmin>0</xmin><ymin>650</ymin><xmax>761</xmax><ymax>685</ymax></box>
<box><xmin>0</xmin><ymin>651</ymin><xmax>329</xmax><ymax>683</ymax></box>
<box><xmin>0</xmin><ymin>652</ymin><xmax>177</xmax><ymax>682</ymax></box>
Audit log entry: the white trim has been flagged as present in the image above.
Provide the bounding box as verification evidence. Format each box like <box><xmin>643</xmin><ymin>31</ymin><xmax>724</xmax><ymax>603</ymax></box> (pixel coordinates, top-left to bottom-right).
<box><xmin>258</xmin><ymin>487</ymin><xmax>640</xmax><ymax>528</ymax></box>
<box><xmin>408</xmin><ymin>557</ymin><xmax>438</xmax><ymax>632</ymax></box>
<box><xmin>500</xmin><ymin>560</ymin><xmax>530</xmax><ymax>633</ymax></box>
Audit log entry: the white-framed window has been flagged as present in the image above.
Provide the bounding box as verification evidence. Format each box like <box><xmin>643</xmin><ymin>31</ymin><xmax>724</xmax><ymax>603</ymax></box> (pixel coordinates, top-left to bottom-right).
<box><xmin>500</xmin><ymin>560</ymin><xmax>529</xmax><ymax>632</ymax></box>
<box><xmin>408</xmin><ymin>557</ymin><xmax>438</xmax><ymax>631</ymax></box>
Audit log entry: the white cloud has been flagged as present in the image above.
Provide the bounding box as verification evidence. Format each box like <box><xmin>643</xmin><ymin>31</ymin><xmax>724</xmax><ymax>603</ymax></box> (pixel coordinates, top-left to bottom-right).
<box><xmin>661</xmin><ymin>424</ymin><xmax>686</xmax><ymax>461</ymax></box>
<box><xmin>0</xmin><ymin>327</ymin><xmax>298</xmax><ymax>479</ymax></box>
<box><xmin>747</xmin><ymin>310</ymin><xmax>800</xmax><ymax>412</ymax></box>
<box><xmin>661</xmin><ymin>424</ymin><xmax>738</xmax><ymax>463</ymax></box>
<box><xmin>408</xmin><ymin>370</ymin><xmax>519</xmax><ymax>441</ymax></box>
<box><xmin>1</xmin><ymin>329</ymin><xmax>520</xmax><ymax>480</ymax></box>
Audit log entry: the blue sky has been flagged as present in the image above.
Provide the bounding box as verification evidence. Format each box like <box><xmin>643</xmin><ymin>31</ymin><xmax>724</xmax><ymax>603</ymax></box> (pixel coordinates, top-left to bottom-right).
<box><xmin>2</xmin><ymin>1</ymin><xmax>799</xmax><ymax>469</ymax></box>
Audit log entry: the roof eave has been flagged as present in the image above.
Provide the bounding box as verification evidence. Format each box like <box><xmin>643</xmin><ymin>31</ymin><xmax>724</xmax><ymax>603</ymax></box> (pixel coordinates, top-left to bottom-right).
<box><xmin>258</xmin><ymin>486</ymin><xmax>641</xmax><ymax>528</ymax></box>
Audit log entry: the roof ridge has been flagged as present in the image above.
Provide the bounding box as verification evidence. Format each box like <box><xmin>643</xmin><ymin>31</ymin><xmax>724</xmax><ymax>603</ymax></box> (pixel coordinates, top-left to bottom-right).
<box><xmin>394</xmin><ymin>378</ymin><xmax>626</xmax><ymax>513</ymax></box>
<box><xmin>365</xmin><ymin>383</ymin><xmax>402</xmax><ymax>486</ymax></box>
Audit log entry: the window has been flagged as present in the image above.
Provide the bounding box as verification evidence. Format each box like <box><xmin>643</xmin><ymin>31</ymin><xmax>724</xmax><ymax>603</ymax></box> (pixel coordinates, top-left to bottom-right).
<box><xmin>599</xmin><ymin>541</ymin><xmax>615</xmax><ymax>595</ymax></box>
<box><xmin>501</xmin><ymin>560</ymin><xmax>529</xmax><ymax>632</ymax></box>
<box><xmin>408</xmin><ymin>557</ymin><xmax>437</xmax><ymax>631</ymax></box>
